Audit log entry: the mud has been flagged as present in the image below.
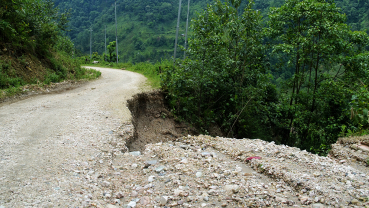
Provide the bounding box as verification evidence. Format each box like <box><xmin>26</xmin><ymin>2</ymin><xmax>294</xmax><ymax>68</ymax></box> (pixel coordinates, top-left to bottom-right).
<box><xmin>126</xmin><ymin>91</ymin><xmax>197</xmax><ymax>151</ymax></box>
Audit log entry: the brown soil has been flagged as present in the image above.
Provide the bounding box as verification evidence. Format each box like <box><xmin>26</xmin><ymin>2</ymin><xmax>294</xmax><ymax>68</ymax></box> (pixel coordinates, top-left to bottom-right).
<box><xmin>126</xmin><ymin>91</ymin><xmax>198</xmax><ymax>151</ymax></box>
<box><xmin>0</xmin><ymin>48</ymin><xmax>50</xmax><ymax>83</ymax></box>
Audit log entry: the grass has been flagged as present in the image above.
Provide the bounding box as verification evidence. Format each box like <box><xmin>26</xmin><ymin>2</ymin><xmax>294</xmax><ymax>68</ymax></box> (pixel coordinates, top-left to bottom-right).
<box><xmin>83</xmin><ymin>59</ymin><xmax>172</xmax><ymax>89</ymax></box>
<box><xmin>0</xmin><ymin>52</ymin><xmax>101</xmax><ymax>100</ymax></box>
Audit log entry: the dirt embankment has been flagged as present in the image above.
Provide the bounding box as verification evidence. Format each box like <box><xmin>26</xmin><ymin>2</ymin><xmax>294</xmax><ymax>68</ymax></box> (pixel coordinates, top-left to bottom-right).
<box><xmin>126</xmin><ymin>91</ymin><xmax>197</xmax><ymax>151</ymax></box>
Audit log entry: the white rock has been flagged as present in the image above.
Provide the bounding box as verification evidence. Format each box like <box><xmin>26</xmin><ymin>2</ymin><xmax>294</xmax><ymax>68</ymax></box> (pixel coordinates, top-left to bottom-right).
<box><xmin>127</xmin><ymin>201</ymin><xmax>137</xmax><ymax>207</ymax></box>
<box><xmin>275</xmin><ymin>197</ymin><xmax>287</xmax><ymax>203</ymax></box>
<box><xmin>148</xmin><ymin>175</ymin><xmax>155</xmax><ymax>182</ymax></box>
<box><xmin>156</xmin><ymin>196</ymin><xmax>167</xmax><ymax>205</ymax></box>
<box><xmin>129</xmin><ymin>151</ymin><xmax>141</xmax><ymax>156</ymax></box>
<box><xmin>174</xmin><ymin>189</ymin><xmax>185</xmax><ymax>196</ymax></box>
<box><xmin>196</xmin><ymin>172</ymin><xmax>203</xmax><ymax>178</ymax></box>
<box><xmin>180</xmin><ymin>158</ymin><xmax>188</xmax><ymax>163</ymax></box>
<box><xmin>224</xmin><ymin>185</ymin><xmax>240</xmax><ymax>193</ymax></box>
<box><xmin>235</xmin><ymin>166</ymin><xmax>242</xmax><ymax>172</ymax></box>
<box><xmin>311</xmin><ymin>203</ymin><xmax>325</xmax><ymax>208</ymax></box>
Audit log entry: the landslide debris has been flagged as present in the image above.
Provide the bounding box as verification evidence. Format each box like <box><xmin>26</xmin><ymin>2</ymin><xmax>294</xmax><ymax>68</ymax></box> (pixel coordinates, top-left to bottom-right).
<box><xmin>330</xmin><ymin>135</ymin><xmax>369</xmax><ymax>171</ymax></box>
<box><xmin>126</xmin><ymin>91</ymin><xmax>197</xmax><ymax>151</ymax></box>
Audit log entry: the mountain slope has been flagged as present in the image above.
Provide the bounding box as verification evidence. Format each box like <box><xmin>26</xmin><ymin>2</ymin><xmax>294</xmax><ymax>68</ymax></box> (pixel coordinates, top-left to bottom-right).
<box><xmin>55</xmin><ymin>0</ymin><xmax>369</xmax><ymax>63</ymax></box>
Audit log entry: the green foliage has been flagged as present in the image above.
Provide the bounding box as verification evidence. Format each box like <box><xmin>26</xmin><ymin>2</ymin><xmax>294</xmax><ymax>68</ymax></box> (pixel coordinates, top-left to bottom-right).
<box><xmin>162</xmin><ymin>0</ymin><xmax>275</xmax><ymax>138</ymax></box>
<box><xmin>55</xmin><ymin>36</ymin><xmax>75</xmax><ymax>56</ymax></box>
<box><xmin>267</xmin><ymin>0</ymin><xmax>369</xmax><ymax>152</ymax></box>
<box><xmin>0</xmin><ymin>60</ymin><xmax>24</xmax><ymax>89</ymax></box>
<box><xmin>0</xmin><ymin>0</ymin><xmax>70</xmax><ymax>56</ymax></box>
<box><xmin>84</xmin><ymin>59</ymin><xmax>169</xmax><ymax>89</ymax></box>
<box><xmin>53</xmin><ymin>0</ymin><xmax>369</xmax><ymax>63</ymax></box>
<box><xmin>107</xmin><ymin>41</ymin><xmax>117</xmax><ymax>62</ymax></box>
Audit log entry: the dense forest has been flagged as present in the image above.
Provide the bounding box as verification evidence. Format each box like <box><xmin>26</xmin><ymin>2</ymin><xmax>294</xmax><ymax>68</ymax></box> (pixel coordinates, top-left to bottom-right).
<box><xmin>158</xmin><ymin>0</ymin><xmax>369</xmax><ymax>155</ymax></box>
<box><xmin>55</xmin><ymin>0</ymin><xmax>369</xmax><ymax>63</ymax></box>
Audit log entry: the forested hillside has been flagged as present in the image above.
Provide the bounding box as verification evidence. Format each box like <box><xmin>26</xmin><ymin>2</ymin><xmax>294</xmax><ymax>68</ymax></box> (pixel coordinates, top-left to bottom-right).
<box><xmin>55</xmin><ymin>0</ymin><xmax>369</xmax><ymax>63</ymax></box>
<box><xmin>0</xmin><ymin>0</ymin><xmax>100</xmax><ymax>100</ymax></box>
<box><xmin>54</xmin><ymin>0</ymin><xmax>213</xmax><ymax>62</ymax></box>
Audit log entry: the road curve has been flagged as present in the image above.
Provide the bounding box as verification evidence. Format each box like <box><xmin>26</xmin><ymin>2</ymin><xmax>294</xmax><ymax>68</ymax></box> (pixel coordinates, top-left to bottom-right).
<box><xmin>0</xmin><ymin>67</ymin><xmax>148</xmax><ymax>207</ymax></box>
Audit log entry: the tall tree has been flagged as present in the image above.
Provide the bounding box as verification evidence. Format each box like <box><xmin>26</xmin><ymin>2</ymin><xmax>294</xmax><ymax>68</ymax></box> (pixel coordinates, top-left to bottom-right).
<box><xmin>268</xmin><ymin>0</ymin><xmax>369</xmax><ymax>149</ymax></box>
<box><xmin>162</xmin><ymin>0</ymin><xmax>275</xmax><ymax>138</ymax></box>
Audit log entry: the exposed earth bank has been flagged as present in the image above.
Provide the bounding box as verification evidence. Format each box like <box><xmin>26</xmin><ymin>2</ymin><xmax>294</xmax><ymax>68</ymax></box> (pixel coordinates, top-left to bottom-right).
<box><xmin>0</xmin><ymin>67</ymin><xmax>368</xmax><ymax>208</ymax></box>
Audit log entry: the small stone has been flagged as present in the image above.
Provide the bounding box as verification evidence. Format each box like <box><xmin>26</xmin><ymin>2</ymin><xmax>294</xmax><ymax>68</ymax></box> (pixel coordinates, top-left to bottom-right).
<box><xmin>129</xmin><ymin>151</ymin><xmax>141</xmax><ymax>156</ymax></box>
<box><xmin>156</xmin><ymin>196</ymin><xmax>167</xmax><ymax>206</ymax></box>
<box><xmin>148</xmin><ymin>175</ymin><xmax>155</xmax><ymax>182</ymax></box>
<box><xmin>115</xmin><ymin>192</ymin><xmax>124</xmax><ymax>199</ymax></box>
<box><xmin>196</xmin><ymin>172</ymin><xmax>203</xmax><ymax>178</ymax></box>
<box><xmin>357</xmin><ymin>144</ymin><xmax>369</xmax><ymax>152</ymax></box>
<box><xmin>311</xmin><ymin>203</ymin><xmax>325</xmax><ymax>208</ymax></box>
<box><xmin>174</xmin><ymin>189</ymin><xmax>184</xmax><ymax>196</ymax></box>
<box><xmin>347</xmin><ymin>174</ymin><xmax>355</xmax><ymax>179</ymax></box>
<box><xmin>235</xmin><ymin>166</ymin><xmax>242</xmax><ymax>172</ymax></box>
<box><xmin>178</xmin><ymin>200</ymin><xmax>184</xmax><ymax>205</ymax></box>
<box><xmin>351</xmin><ymin>199</ymin><xmax>360</xmax><ymax>205</ymax></box>
<box><xmin>180</xmin><ymin>158</ymin><xmax>188</xmax><ymax>163</ymax></box>
<box><xmin>299</xmin><ymin>196</ymin><xmax>310</xmax><ymax>204</ymax></box>
<box><xmin>106</xmin><ymin>205</ymin><xmax>119</xmax><ymax>208</ymax></box>
<box><xmin>319</xmin><ymin>198</ymin><xmax>325</xmax><ymax>204</ymax></box>
<box><xmin>140</xmin><ymin>196</ymin><xmax>150</xmax><ymax>206</ymax></box>
<box><xmin>127</xmin><ymin>201</ymin><xmax>137</xmax><ymax>207</ymax></box>
<box><xmin>144</xmin><ymin>160</ymin><xmax>157</xmax><ymax>167</ymax></box>
<box><xmin>275</xmin><ymin>197</ymin><xmax>287</xmax><ymax>203</ymax></box>
<box><xmin>101</xmin><ymin>181</ymin><xmax>110</xmax><ymax>187</ymax></box>
<box><xmin>221</xmin><ymin>202</ymin><xmax>228</xmax><ymax>207</ymax></box>
<box><xmin>224</xmin><ymin>185</ymin><xmax>240</xmax><ymax>193</ymax></box>
<box><xmin>201</xmin><ymin>152</ymin><xmax>211</xmax><ymax>157</ymax></box>
<box><xmin>131</xmin><ymin>163</ymin><xmax>138</xmax><ymax>168</ymax></box>
<box><xmin>180</xmin><ymin>145</ymin><xmax>189</xmax><ymax>150</ymax></box>
<box><xmin>339</xmin><ymin>160</ymin><xmax>346</xmax><ymax>164</ymax></box>
<box><xmin>201</xmin><ymin>203</ymin><xmax>207</xmax><ymax>207</ymax></box>
<box><xmin>155</xmin><ymin>166</ymin><xmax>165</xmax><ymax>172</ymax></box>
<box><xmin>131</xmin><ymin>191</ymin><xmax>138</xmax><ymax>197</ymax></box>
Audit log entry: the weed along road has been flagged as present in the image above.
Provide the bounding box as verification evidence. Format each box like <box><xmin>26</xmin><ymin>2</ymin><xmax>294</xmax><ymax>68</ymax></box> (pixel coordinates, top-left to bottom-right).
<box><xmin>0</xmin><ymin>67</ymin><xmax>148</xmax><ymax>207</ymax></box>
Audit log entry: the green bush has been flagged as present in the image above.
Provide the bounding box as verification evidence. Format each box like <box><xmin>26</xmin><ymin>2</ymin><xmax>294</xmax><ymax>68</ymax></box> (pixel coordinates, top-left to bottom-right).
<box><xmin>161</xmin><ymin>0</ymin><xmax>275</xmax><ymax>138</ymax></box>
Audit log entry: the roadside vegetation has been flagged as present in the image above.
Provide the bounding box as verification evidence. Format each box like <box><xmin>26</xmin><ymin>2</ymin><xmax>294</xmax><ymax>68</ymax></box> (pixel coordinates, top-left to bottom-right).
<box><xmin>0</xmin><ymin>0</ymin><xmax>101</xmax><ymax>100</ymax></box>
<box><xmin>82</xmin><ymin>59</ymin><xmax>171</xmax><ymax>89</ymax></box>
<box><xmin>85</xmin><ymin>0</ymin><xmax>369</xmax><ymax>156</ymax></box>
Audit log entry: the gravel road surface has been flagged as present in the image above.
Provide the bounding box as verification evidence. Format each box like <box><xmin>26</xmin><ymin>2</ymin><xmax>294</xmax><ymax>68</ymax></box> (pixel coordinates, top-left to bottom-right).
<box><xmin>0</xmin><ymin>67</ymin><xmax>147</xmax><ymax>207</ymax></box>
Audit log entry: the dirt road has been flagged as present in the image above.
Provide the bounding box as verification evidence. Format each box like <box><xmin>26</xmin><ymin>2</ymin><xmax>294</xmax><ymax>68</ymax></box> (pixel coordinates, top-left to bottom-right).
<box><xmin>0</xmin><ymin>67</ymin><xmax>147</xmax><ymax>207</ymax></box>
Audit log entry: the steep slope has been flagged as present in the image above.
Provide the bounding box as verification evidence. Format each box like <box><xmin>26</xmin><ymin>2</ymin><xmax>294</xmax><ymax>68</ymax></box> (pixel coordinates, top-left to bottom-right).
<box><xmin>56</xmin><ymin>0</ymin><xmax>369</xmax><ymax>63</ymax></box>
<box><xmin>0</xmin><ymin>0</ymin><xmax>101</xmax><ymax>100</ymax></box>
<box><xmin>55</xmin><ymin>0</ymin><xmax>213</xmax><ymax>63</ymax></box>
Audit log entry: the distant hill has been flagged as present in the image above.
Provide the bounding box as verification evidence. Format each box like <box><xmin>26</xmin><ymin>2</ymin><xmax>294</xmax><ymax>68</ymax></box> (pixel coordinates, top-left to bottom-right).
<box><xmin>55</xmin><ymin>0</ymin><xmax>369</xmax><ymax>63</ymax></box>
